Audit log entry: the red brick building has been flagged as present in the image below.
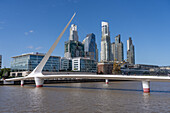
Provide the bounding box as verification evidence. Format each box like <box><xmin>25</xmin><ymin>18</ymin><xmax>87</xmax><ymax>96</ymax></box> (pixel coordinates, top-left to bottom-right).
<box><xmin>97</xmin><ymin>62</ymin><xmax>114</xmax><ymax>74</ymax></box>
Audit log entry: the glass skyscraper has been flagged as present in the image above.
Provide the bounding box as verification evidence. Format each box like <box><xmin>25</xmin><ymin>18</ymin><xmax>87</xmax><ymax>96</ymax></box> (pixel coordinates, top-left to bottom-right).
<box><xmin>83</xmin><ymin>33</ymin><xmax>97</xmax><ymax>61</ymax></box>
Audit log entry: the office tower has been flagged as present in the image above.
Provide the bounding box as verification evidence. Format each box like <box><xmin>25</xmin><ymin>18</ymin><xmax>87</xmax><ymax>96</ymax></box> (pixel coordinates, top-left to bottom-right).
<box><xmin>0</xmin><ymin>55</ymin><xmax>1</xmax><ymax>69</ymax></box>
<box><xmin>65</xmin><ymin>24</ymin><xmax>84</xmax><ymax>58</ymax></box>
<box><xmin>95</xmin><ymin>43</ymin><xmax>98</xmax><ymax>62</ymax></box>
<box><xmin>100</xmin><ymin>21</ymin><xmax>111</xmax><ymax>62</ymax></box>
<box><xmin>111</xmin><ymin>34</ymin><xmax>124</xmax><ymax>62</ymax></box>
<box><xmin>69</xmin><ymin>24</ymin><xmax>78</xmax><ymax>41</ymax></box>
<box><xmin>127</xmin><ymin>37</ymin><xmax>135</xmax><ymax>65</ymax></box>
<box><xmin>64</xmin><ymin>41</ymin><xmax>84</xmax><ymax>58</ymax></box>
<box><xmin>83</xmin><ymin>33</ymin><xmax>97</xmax><ymax>61</ymax></box>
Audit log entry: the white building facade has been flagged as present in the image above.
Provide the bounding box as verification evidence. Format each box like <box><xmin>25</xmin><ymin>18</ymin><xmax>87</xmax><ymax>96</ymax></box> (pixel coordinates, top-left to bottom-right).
<box><xmin>72</xmin><ymin>57</ymin><xmax>97</xmax><ymax>73</ymax></box>
<box><xmin>60</xmin><ymin>57</ymin><xmax>72</xmax><ymax>71</ymax></box>
<box><xmin>69</xmin><ymin>24</ymin><xmax>79</xmax><ymax>41</ymax></box>
<box><xmin>100</xmin><ymin>22</ymin><xmax>111</xmax><ymax>62</ymax></box>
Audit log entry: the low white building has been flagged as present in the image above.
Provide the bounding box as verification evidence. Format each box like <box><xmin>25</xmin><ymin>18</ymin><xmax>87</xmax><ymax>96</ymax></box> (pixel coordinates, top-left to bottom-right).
<box><xmin>72</xmin><ymin>57</ymin><xmax>97</xmax><ymax>73</ymax></box>
<box><xmin>60</xmin><ymin>57</ymin><xmax>72</xmax><ymax>71</ymax></box>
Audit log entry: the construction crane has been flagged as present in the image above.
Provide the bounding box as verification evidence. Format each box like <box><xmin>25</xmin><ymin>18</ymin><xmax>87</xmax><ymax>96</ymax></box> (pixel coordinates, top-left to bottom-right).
<box><xmin>112</xmin><ymin>59</ymin><xmax>127</xmax><ymax>74</ymax></box>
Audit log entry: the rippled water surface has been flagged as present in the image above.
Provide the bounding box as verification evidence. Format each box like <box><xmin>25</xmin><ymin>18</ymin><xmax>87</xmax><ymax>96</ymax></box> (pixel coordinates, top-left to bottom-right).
<box><xmin>1</xmin><ymin>81</ymin><xmax>170</xmax><ymax>113</ymax></box>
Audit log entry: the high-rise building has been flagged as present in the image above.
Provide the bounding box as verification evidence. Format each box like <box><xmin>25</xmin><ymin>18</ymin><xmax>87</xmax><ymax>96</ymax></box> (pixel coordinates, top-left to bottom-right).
<box><xmin>111</xmin><ymin>34</ymin><xmax>124</xmax><ymax>62</ymax></box>
<box><xmin>127</xmin><ymin>37</ymin><xmax>135</xmax><ymax>65</ymax></box>
<box><xmin>0</xmin><ymin>55</ymin><xmax>2</xmax><ymax>69</ymax></box>
<box><xmin>95</xmin><ymin>43</ymin><xmax>98</xmax><ymax>62</ymax></box>
<box><xmin>64</xmin><ymin>40</ymin><xmax>84</xmax><ymax>58</ymax></box>
<box><xmin>83</xmin><ymin>33</ymin><xmax>98</xmax><ymax>61</ymax></box>
<box><xmin>69</xmin><ymin>24</ymin><xmax>78</xmax><ymax>41</ymax></box>
<box><xmin>65</xmin><ymin>24</ymin><xmax>84</xmax><ymax>58</ymax></box>
<box><xmin>100</xmin><ymin>21</ymin><xmax>111</xmax><ymax>62</ymax></box>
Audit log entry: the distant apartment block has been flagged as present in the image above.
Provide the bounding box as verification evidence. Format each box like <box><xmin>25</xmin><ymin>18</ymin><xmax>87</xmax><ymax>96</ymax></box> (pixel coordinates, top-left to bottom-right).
<box><xmin>10</xmin><ymin>52</ymin><xmax>60</xmax><ymax>77</ymax></box>
<box><xmin>111</xmin><ymin>34</ymin><xmax>124</xmax><ymax>62</ymax></box>
<box><xmin>72</xmin><ymin>57</ymin><xmax>97</xmax><ymax>73</ymax></box>
<box><xmin>127</xmin><ymin>37</ymin><xmax>135</xmax><ymax>64</ymax></box>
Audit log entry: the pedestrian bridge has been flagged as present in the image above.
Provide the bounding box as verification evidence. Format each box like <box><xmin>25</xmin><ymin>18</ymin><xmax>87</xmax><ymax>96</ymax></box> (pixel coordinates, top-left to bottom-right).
<box><xmin>4</xmin><ymin>13</ymin><xmax>170</xmax><ymax>93</ymax></box>
<box><xmin>4</xmin><ymin>74</ymin><xmax>170</xmax><ymax>93</ymax></box>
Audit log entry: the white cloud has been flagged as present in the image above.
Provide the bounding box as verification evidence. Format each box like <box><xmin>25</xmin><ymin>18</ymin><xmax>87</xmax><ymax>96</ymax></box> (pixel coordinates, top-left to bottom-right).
<box><xmin>25</xmin><ymin>30</ymin><xmax>34</xmax><ymax>35</ymax></box>
<box><xmin>29</xmin><ymin>30</ymin><xmax>34</xmax><ymax>33</ymax></box>
<box><xmin>27</xmin><ymin>45</ymin><xmax>43</xmax><ymax>50</ymax></box>
<box><xmin>35</xmin><ymin>46</ymin><xmax>43</xmax><ymax>50</ymax></box>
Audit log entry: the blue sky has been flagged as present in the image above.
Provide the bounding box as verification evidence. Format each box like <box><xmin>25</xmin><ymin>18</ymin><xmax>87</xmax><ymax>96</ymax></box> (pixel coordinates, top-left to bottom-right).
<box><xmin>0</xmin><ymin>0</ymin><xmax>170</xmax><ymax>67</ymax></box>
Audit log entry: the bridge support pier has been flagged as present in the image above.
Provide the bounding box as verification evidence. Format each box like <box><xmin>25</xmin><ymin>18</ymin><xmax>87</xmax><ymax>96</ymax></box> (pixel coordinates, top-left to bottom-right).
<box><xmin>35</xmin><ymin>77</ymin><xmax>44</xmax><ymax>87</ymax></box>
<box><xmin>142</xmin><ymin>81</ymin><xmax>150</xmax><ymax>93</ymax></box>
<box><xmin>21</xmin><ymin>80</ymin><xmax>24</xmax><ymax>86</ymax></box>
<box><xmin>105</xmin><ymin>79</ymin><xmax>109</xmax><ymax>84</ymax></box>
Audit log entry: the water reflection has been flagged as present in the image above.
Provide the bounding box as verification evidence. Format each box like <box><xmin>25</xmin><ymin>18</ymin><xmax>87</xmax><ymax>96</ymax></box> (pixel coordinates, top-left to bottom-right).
<box><xmin>142</xmin><ymin>93</ymin><xmax>150</xmax><ymax>111</ymax></box>
<box><xmin>1</xmin><ymin>82</ymin><xmax>170</xmax><ymax>113</ymax></box>
<box><xmin>44</xmin><ymin>85</ymin><xmax>143</xmax><ymax>92</ymax></box>
<box><xmin>25</xmin><ymin>87</ymin><xmax>44</xmax><ymax>112</ymax></box>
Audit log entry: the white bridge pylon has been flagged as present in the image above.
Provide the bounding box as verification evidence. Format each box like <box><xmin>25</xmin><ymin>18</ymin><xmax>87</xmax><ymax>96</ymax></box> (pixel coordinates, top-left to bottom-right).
<box><xmin>26</xmin><ymin>13</ymin><xmax>76</xmax><ymax>87</ymax></box>
<box><xmin>4</xmin><ymin>13</ymin><xmax>170</xmax><ymax>93</ymax></box>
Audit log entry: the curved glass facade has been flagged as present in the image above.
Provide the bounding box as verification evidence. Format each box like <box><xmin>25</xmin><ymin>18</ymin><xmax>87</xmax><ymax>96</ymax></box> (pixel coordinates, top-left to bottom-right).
<box><xmin>11</xmin><ymin>53</ymin><xmax>60</xmax><ymax>72</ymax></box>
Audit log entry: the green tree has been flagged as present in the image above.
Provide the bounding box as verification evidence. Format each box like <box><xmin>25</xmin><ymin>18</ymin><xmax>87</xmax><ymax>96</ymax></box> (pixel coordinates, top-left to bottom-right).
<box><xmin>0</xmin><ymin>68</ymin><xmax>11</xmax><ymax>79</ymax></box>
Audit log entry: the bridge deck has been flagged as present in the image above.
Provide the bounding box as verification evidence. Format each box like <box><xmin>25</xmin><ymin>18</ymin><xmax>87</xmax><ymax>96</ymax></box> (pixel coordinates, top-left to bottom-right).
<box><xmin>4</xmin><ymin>75</ymin><xmax>170</xmax><ymax>82</ymax></box>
